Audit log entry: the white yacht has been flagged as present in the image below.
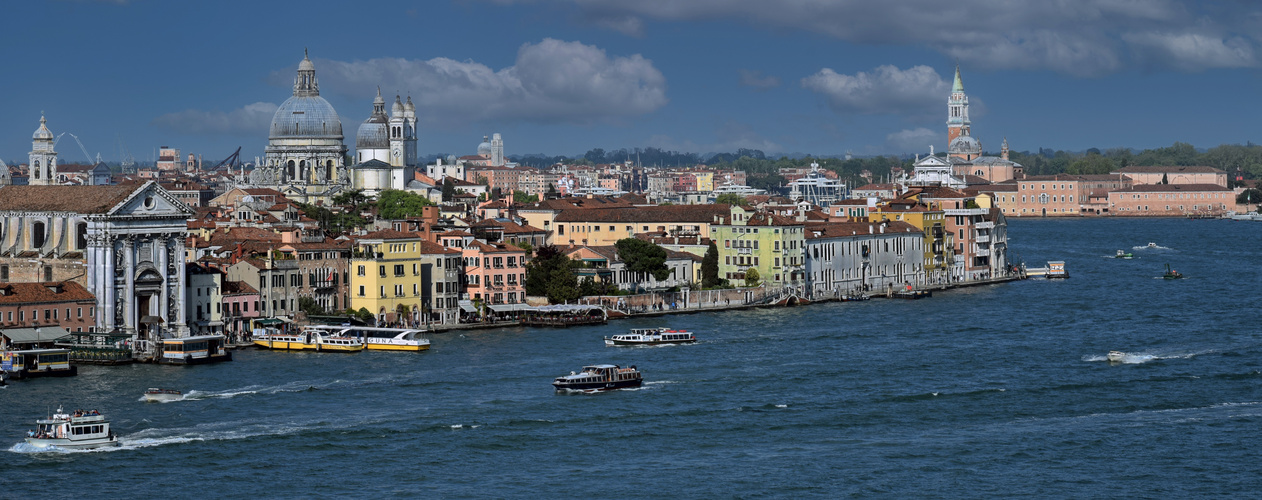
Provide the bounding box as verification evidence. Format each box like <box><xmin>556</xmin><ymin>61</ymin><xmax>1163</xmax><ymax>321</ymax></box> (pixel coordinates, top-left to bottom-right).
<box><xmin>24</xmin><ymin>406</ymin><xmax>119</xmax><ymax>450</ymax></box>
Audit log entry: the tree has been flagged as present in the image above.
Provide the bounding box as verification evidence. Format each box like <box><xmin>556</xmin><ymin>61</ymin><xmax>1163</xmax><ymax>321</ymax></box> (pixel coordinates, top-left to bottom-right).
<box><xmin>615</xmin><ymin>238</ymin><xmax>671</xmax><ymax>282</ymax></box>
<box><xmin>376</xmin><ymin>189</ymin><xmax>435</xmax><ymax>219</ymax></box>
<box><xmin>715</xmin><ymin>193</ymin><xmax>747</xmax><ymax>206</ymax></box>
<box><xmin>333</xmin><ymin>189</ymin><xmax>369</xmax><ymax>209</ymax></box>
<box><xmin>442</xmin><ymin>177</ymin><xmax>456</xmax><ymax>202</ymax></box>
<box><xmin>299</xmin><ymin>297</ymin><xmax>324</xmax><ymax>316</ymax></box>
<box><xmin>525</xmin><ymin>245</ymin><xmax>580</xmax><ymax>304</ymax></box>
<box><xmin>355</xmin><ymin>307</ymin><xmax>375</xmax><ymax>324</ymax></box>
<box><xmin>513</xmin><ymin>190</ymin><xmax>539</xmax><ymax>204</ymax></box>
<box><xmin>744</xmin><ymin>267</ymin><xmax>761</xmax><ymax>287</ymax></box>
<box><xmin>701</xmin><ymin>241</ymin><xmax>721</xmax><ymax>288</ymax></box>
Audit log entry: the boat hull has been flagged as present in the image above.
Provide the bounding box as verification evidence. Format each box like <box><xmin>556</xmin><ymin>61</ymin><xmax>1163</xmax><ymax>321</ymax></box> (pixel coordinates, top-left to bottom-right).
<box><xmin>251</xmin><ymin>340</ymin><xmax>363</xmax><ymax>352</ymax></box>
<box><xmin>363</xmin><ymin>341</ymin><xmax>430</xmax><ymax>352</ymax></box>
<box><xmin>24</xmin><ymin>436</ymin><xmax>118</xmax><ymax>450</ymax></box>
<box><xmin>604</xmin><ymin>339</ymin><xmax>696</xmax><ymax>346</ymax></box>
<box><xmin>553</xmin><ymin>379</ymin><xmax>642</xmax><ymax>391</ymax></box>
<box><xmin>142</xmin><ymin>394</ymin><xmax>182</xmax><ymax>403</ymax></box>
<box><xmin>158</xmin><ymin>352</ymin><xmax>232</xmax><ymax>365</ymax></box>
<box><xmin>5</xmin><ymin>366</ymin><xmax>78</xmax><ymax>379</ymax></box>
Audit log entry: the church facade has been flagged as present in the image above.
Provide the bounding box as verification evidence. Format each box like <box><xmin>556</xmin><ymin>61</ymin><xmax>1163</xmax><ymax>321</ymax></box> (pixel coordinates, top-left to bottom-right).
<box><xmin>350</xmin><ymin>89</ymin><xmax>418</xmax><ymax>197</ymax></box>
<box><xmin>0</xmin><ymin>182</ymin><xmax>194</xmax><ymax>346</ymax></box>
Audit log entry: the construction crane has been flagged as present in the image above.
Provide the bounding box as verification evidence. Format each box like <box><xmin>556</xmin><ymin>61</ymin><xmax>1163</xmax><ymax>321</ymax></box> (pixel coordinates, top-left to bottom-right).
<box><xmin>208</xmin><ymin>146</ymin><xmax>243</xmax><ymax>170</ymax></box>
<box><xmin>67</xmin><ymin>133</ymin><xmax>98</xmax><ymax>164</ymax></box>
<box><xmin>115</xmin><ymin>134</ymin><xmax>136</xmax><ymax>172</ymax></box>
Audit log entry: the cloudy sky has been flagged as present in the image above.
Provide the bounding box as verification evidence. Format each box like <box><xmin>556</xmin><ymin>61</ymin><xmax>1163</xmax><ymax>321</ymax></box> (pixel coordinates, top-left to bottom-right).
<box><xmin>3</xmin><ymin>0</ymin><xmax>1262</xmax><ymax>165</ymax></box>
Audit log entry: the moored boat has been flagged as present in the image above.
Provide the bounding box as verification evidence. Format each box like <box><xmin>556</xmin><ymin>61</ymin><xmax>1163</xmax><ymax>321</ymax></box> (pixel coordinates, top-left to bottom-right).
<box><xmin>142</xmin><ymin>388</ymin><xmax>183</xmax><ymax>402</ymax></box>
<box><xmin>299</xmin><ymin>326</ymin><xmax>430</xmax><ymax>352</ymax></box>
<box><xmin>605</xmin><ymin>328</ymin><xmax>696</xmax><ymax>346</ymax></box>
<box><xmin>159</xmin><ymin>335</ymin><xmax>232</xmax><ymax>364</ymax></box>
<box><xmin>552</xmin><ymin>364</ymin><xmax>642</xmax><ymax>391</ymax></box>
<box><xmin>24</xmin><ymin>406</ymin><xmax>119</xmax><ymax>450</ymax></box>
<box><xmin>2</xmin><ymin>349</ymin><xmax>77</xmax><ymax>379</ymax></box>
<box><xmin>252</xmin><ymin>329</ymin><xmax>364</xmax><ymax>353</ymax></box>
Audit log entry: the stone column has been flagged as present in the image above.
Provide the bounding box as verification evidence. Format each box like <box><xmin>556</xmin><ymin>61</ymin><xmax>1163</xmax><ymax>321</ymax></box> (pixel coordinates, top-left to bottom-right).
<box><xmin>157</xmin><ymin>234</ymin><xmax>169</xmax><ymax>331</ymax></box>
<box><xmin>123</xmin><ymin>235</ymin><xmax>136</xmax><ymax>336</ymax></box>
<box><xmin>103</xmin><ymin>235</ymin><xmax>116</xmax><ymax>331</ymax></box>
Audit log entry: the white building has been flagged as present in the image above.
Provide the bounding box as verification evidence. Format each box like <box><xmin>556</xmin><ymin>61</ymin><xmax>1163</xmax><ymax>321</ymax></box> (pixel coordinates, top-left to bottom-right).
<box><xmin>185</xmin><ymin>263</ymin><xmax>224</xmax><ymax>336</ymax></box>
<box><xmin>351</xmin><ymin>89</ymin><xmax>418</xmax><ymax>197</ymax></box>
<box><xmin>804</xmin><ymin>220</ymin><xmax>925</xmax><ymax>295</ymax></box>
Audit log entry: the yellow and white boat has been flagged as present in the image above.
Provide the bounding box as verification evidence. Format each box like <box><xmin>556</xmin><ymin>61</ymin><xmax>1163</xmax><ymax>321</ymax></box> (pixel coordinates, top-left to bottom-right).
<box><xmin>300</xmin><ymin>326</ymin><xmax>431</xmax><ymax>352</ymax></box>
<box><xmin>252</xmin><ymin>329</ymin><xmax>364</xmax><ymax>353</ymax></box>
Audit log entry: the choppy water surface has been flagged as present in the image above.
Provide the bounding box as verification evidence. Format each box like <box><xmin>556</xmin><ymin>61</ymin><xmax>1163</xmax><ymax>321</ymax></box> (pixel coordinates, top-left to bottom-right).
<box><xmin>5</xmin><ymin>218</ymin><xmax>1262</xmax><ymax>498</ymax></box>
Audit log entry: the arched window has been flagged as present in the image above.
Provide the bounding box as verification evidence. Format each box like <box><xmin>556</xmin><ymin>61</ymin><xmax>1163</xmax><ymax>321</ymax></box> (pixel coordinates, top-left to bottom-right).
<box><xmin>33</xmin><ymin>161</ymin><xmax>41</xmax><ymax>179</ymax></box>
<box><xmin>76</xmin><ymin>222</ymin><xmax>87</xmax><ymax>250</ymax></box>
<box><xmin>31</xmin><ymin>221</ymin><xmax>46</xmax><ymax>248</ymax></box>
<box><xmin>286</xmin><ymin>160</ymin><xmax>295</xmax><ymax>179</ymax></box>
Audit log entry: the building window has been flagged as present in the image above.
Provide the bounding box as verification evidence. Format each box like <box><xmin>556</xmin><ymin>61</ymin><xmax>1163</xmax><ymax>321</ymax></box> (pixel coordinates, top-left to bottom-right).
<box><xmin>0</xmin><ymin>265</ymin><xmax>7</xmax><ymax>282</ymax></box>
<box><xmin>32</xmin><ymin>221</ymin><xmax>46</xmax><ymax>248</ymax></box>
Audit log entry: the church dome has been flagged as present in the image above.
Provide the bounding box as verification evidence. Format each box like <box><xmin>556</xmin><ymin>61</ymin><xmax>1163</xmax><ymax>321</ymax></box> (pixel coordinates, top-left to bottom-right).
<box><xmin>477</xmin><ymin>135</ymin><xmax>492</xmax><ymax>156</ymax></box>
<box><xmin>270</xmin><ymin>96</ymin><xmax>344</xmax><ymax>140</ymax></box>
<box><xmin>32</xmin><ymin>115</ymin><xmax>53</xmax><ymax>141</ymax></box>
<box><xmin>949</xmin><ymin>135</ymin><xmax>981</xmax><ymax>154</ymax></box>
<box><xmin>269</xmin><ymin>51</ymin><xmax>343</xmax><ymax>141</ymax></box>
<box><xmin>356</xmin><ymin>91</ymin><xmax>389</xmax><ymax>150</ymax></box>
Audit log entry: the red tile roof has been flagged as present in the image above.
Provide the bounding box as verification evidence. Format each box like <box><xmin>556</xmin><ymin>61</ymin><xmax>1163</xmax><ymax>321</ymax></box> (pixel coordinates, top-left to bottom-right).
<box><xmin>0</xmin><ymin>281</ymin><xmax>95</xmax><ymax>305</ymax></box>
<box><xmin>0</xmin><ymin>184</ymin><xmax>141</xmax><ymax>213</ymax></box>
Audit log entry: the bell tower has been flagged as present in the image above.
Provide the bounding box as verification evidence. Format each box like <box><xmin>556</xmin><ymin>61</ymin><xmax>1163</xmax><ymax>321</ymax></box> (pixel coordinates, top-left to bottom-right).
<box><xmin>29</xmin><ymin>115</ymin><xmax>58</xmax><ymax>185</ymax></box>
<box><xmin>946</xmin><ymin>65</ymin><xmax>970</xmax><ymax>147</ymax></box>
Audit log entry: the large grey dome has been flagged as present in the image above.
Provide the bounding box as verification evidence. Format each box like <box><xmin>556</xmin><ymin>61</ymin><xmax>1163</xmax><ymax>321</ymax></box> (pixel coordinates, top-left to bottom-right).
<box><xmin>949</xmin><ymin>135</ymin><xmax>981</xmax><ymax>154</ymax></box>
<box><xmin>270</xmin><ymin>96</ymin><xmax>344</xmax><ymax>140</ymax></box>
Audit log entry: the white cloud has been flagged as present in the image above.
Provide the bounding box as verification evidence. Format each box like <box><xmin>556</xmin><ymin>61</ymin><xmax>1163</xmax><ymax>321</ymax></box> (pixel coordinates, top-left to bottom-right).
<box><xmin>1124</xmin><ymin>32</ymin><xmax>1257</xmax><ymax>71</ymax></box>
<box><xmin>301</xmin><ymin>38</ymin><xmax>666</xmax><ymax>126</ymax></box>
<box><xmin>885</xmin><ymin>127</ymin><xmax>940</xmax><ymax>154</ymax></box>
<box><xmin>502</xmin><ymin>0</ymin><xmax>1262</xmax><ymax>75</ymax></box>
<box><xmin>802</xmin><ymin>65</ymin><xmax>948</xmax><ymax>116</ymax></box>
<box><xmin>738</xmin><ymin>69</ymin><xmax>780</xmax><ymax>90</ymax></box>
<box><xmin>152</xmin><ymin>102</ymin><xmax>278</xmax><ymax>136</ymax></box>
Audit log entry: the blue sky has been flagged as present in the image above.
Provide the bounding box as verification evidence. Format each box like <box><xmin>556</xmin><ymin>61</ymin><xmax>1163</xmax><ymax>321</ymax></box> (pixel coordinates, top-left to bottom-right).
<box><xmin>3</xmin><ymin>0</ymin><xmax>1262</xmax><ymax>166</ymax></box>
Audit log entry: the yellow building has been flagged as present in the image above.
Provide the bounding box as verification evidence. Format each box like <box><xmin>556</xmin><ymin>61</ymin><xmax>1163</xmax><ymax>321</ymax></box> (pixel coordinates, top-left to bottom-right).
<box><xmin>349</xmin><ymin>230</ymin><xmax>462</xmax><ymax>326</ymax></box>
<box><xmin>693</xmin><ymin>171</ymin><xmax>715</xmax><ymax>192</ymax></box>
<box><xmin>552</xmin><ymin>205</ymin><xmax>731</xmax><ymax>247</ymax></box>
<box><xmin>868</xmin><ymin>200</ymin><xmax>952</xmax><ymax>283</ymax></box>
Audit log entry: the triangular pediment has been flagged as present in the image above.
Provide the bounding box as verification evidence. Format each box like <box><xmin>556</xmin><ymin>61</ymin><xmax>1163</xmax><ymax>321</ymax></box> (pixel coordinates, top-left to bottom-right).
<box><xmin>109</xmin><ymin>182</ymin><xmax>194</xmax><ymax>217</ymax></box>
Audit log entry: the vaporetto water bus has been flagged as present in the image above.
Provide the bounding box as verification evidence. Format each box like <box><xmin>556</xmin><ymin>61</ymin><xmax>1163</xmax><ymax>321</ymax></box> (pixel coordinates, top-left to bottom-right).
<box><xmin>2</xmin><ymin>348</ymin><xmax>77</xmax><ymax>379</ymax></box>
<box><xmin>605</xmin><ymin>328</ymin><xmax>696</xmax><ymax>346</ymax></box>
<box><xmin>24</xmin><ymin>406</ymin><xmax>118</xmax><ymax>450</ymax></box>
<box><xmin>159</xmin><ymin>335</ymin><xmax>233</xmax><ymax>364</ymax></box>
<box><xmin>252</xmin><ymin>329</ymin><xmax>364</xmax><ymax>353</ymax></box>
<box><xmin>299</xmin><ymin>325</ymin><xmax>431</xmax><ymax>352</ymax></box>
<box><xmin>552</xmin><ymin>364</ymin><xmax>643</xmax><ymax>391</ymax></box>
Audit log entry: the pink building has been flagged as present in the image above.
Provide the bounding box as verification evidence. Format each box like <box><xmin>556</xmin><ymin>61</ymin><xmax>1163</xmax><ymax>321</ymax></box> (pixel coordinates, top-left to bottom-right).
<box><xmin>221</xmin><ymin>280</ymin><xmax>260</xmax><ymax>339</ymax></box>
<box><xmin>461</xmin><ymin>241</ymin><xmax>527</xmax><ymax>305</ymax></box>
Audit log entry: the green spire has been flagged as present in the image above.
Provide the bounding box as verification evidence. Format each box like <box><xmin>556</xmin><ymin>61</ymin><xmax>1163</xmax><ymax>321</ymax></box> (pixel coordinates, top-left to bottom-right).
<box><xmin>952</xmin><ymin>64</ymin><xmax>964</xmax><ymax>93</ymax></box>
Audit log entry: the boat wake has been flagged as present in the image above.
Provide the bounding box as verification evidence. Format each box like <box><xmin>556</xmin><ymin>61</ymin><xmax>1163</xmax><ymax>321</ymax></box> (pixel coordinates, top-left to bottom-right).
<box><xmin>1085</xmin><ymin>349</ymin><xmax>1214</xmax><ymax>364</ymax></box>
<box><xmin>1133</xmin><ymin>243</ymin><xmax>1171</xmax><ymax>251</ymax></box>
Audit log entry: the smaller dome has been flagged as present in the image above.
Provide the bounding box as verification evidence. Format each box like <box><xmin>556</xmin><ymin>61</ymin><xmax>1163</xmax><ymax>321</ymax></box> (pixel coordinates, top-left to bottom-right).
<box><xmin>298</xmin><ymin>49</ymin><xmax>315</xmax><ymax>71</ymax></box>
<box><xmin>391</xmin><ymin>95</ymin><xmax>404</xmax><ymax>116</ymax></box>
<box><xmin>33</xmin><ymin>115</ymin><xmax>53</xmax><ymax>141</ymax></box>
<box><xmin>404</xmin><ymin>96</ymin><xmax>415</xmax><ymax>113</ymax></box>
<box><xmin>477</xmin><ymin>135</ymin><xmax>492</xmax><ymax>155</ymax></box>
<box><xmin>949</xmin><ymin>135</ymin><xmax>981</xmax><ymax>154</ymax></box>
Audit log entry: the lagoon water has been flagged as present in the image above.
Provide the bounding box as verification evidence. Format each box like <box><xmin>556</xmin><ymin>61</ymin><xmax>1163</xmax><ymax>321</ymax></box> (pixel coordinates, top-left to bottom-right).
<box><xmin>5</xmin><ymin>218</ymin><xmax>1262</xmax><ymax>498</ymax></box>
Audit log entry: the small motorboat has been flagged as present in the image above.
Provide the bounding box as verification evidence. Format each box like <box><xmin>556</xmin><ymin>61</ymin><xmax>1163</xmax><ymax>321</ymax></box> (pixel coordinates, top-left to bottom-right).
<box><xmin>142</xmin><ymin>388</ymin><xmax>183</xmax><ymax>403</ymax></box>
<box><xmin>553</xmin><ymin>364</ymin><xmax>642</xmax><ymax>392</ymax></box>
<box><xmin>1115</xmin><ymin>250</ymin><xmax>1133</xmax><ymax>259</ymax></box>
<box><xmin>1163</xmin><ymin>264</ymin><xmax>1184</xmax><ymax>279</ymax></box>
<box><xmin>605</xmin><ymin>328</ymin><xmax>696</xmax><ymax>346</ymax></box>
<box><xmin>1146</xmin><ymin>242</ymin><xmax>1159</xmax><ymax>249</ymax></box>
<box><xmin>24</xmin><ymin>406</ymin><xmax>119</xmax><ymax>450</ymax></box>
<box><xmin>1107</xmin><ymin>351</ymin><xmax>1125</xmax><ymax>362</ymax></box>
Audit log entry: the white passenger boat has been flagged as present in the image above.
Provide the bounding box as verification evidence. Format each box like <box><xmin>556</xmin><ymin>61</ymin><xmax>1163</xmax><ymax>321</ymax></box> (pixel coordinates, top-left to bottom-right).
<box><xmin>142</xmin><ymin>388</ymin><xmax>183</xmax><ymax>402</ymax></box>
<box><xmin>252</xmin><ymin>329</ymin><xmax>364</xmax><ymax>353</ymax></box>
<box><xmin>1107</xmin><ymin>351</ymin><xmax>1125</xmax><ymax>362</ymax></box>
<box><xmin>604</xmin><ymin>328</ymin><xmax>696</xmax><ymax>346</ymax></box>
<box><xmin>299</xmin><ymin>325</ymin><xmax>431</xmax><ymax>352</ymax></box>
<box><xmin>553</xmin><ymin>364</ymin><xmax>643</xmax><ymax>391</ymax></box>
<box><xmin>24</xmin><ymin>406</ymin><xmax>119</xmax><ymax>450</ymax></box>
